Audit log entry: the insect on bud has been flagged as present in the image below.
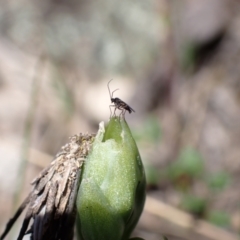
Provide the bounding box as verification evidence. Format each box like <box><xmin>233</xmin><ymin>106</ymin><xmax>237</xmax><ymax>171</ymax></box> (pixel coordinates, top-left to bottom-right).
<box><xmin>76</xmin><ymin>117</ymin><xmax>146</xmax><ymax>240</ymax></box>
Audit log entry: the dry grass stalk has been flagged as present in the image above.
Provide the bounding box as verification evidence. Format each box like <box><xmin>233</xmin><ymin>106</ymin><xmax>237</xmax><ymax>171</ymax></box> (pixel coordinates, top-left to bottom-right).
<box><xmin>0</xmin><ymin>133</ymin><xmax>95</xmax><ymax>240</ymax></box>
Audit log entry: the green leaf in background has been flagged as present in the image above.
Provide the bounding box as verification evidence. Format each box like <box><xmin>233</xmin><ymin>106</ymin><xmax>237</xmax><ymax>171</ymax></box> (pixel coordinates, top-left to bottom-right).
<box><xmin>168</xmin><ymin>147</ymin><xmax>204</xmax><ymax>185</ymax></box>
<box><xmin>76</xmin><ymin>117</ymin><xmax>146</xmax><ymax>240</ymax></box>
<box><xmin>180</xmin><ymin>43</ymin><xmax>197</xmax><ymax>72</ymax></box>
<box><xmin>145</xmin><ymin>164</ymin><xmax>160</xmax><ymax>187</ymax></box>
<box><xmin>207</xmin><ymin>171</ymin><xmax>231</xmax><ymax>191</ymax></box>
<box><xmin>133</xmin><ymin>116</ymin><xmax>162</xmax><ymax>143</ymax></box>
<box><xmin>166</xmin><ymin>147</ymin><xmax>204</xmax><ymax>191</ymax></box>
<box><xmin>207</xmin><ymin>210</ymin><xmax>231</xmax><ymax>228</ymax></box>
<box><xmin>180</xmin><ymin>194</ymin><xmax>207</xmax><ymax>218</ymax></box>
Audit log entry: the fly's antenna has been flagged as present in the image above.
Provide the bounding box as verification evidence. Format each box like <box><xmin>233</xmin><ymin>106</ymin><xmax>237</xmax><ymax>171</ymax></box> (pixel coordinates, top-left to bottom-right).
<box><xmin>112</xmin><ymin>89</ymin><xmax>119</xmax><ymax>97</ymax></box>
<box><xmin>107</xmin><ymin>79</ymin><xmax>119</xmax><ymax>99</ymax></box>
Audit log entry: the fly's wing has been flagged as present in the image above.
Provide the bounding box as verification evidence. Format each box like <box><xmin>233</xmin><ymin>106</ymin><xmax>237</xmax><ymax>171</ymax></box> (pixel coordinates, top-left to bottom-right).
<box><xmin>115</xmin><ymin>98</ymin><xmax>135</xmax><ymax>113</ymax></box>
<box><xmin>125</xmin><ymin>104</ymin><xmax>135</xmax><ymax>113</ymax></box>
<box><xmin>129</xmin><ymin>105</ymin><xmax>135</xmax><ymax>113</ymax></box>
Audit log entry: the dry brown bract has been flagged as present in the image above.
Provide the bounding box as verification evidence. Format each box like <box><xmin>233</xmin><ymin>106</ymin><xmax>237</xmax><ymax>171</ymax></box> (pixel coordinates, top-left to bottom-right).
<box><xmin>0</xmin><ymin>133</ymin><xmax>95</xmax><ymax>240</ymax></box>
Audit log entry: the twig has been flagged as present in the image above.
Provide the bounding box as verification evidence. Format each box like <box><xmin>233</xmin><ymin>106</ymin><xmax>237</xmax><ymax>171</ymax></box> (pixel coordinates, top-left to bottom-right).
<box><xmin>141</xmin><ymin>196</ymin><xmax>239</xmax><ymax>240</ymax></box>
<box><xmin>14</xmin><ymin>54</ymin><xmax>45</xmax><ymax>206</ymax></box>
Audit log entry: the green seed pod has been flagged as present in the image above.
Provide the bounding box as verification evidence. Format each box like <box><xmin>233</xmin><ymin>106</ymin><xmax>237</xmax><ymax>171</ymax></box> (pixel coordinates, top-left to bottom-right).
<box><xmin>76</xmin><ymin>117</ymin><xmax>146</xmax><ymax>240</ymax></box>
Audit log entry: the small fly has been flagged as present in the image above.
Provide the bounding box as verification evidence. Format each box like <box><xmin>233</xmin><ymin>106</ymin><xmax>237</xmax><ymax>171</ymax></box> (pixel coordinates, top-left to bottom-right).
<box><xmin>108</xmin><ymin>79</ymin><xmax>135</xmax><ymax>117</ymax></box>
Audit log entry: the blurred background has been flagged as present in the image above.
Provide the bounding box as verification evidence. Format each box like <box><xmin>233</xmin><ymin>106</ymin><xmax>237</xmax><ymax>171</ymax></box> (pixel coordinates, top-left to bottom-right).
<box><xmin>0</xmin><ymin>0</ymin><xmax>240</xmax><ymax>239</ymax></box>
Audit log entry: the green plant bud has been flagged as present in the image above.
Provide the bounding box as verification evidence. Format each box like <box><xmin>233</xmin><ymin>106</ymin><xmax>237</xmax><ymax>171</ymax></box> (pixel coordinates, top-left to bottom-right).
<box><xmin>76</xmin><ymin>117</ymin><xmax>146</xmax><ymax>240</ymax></box>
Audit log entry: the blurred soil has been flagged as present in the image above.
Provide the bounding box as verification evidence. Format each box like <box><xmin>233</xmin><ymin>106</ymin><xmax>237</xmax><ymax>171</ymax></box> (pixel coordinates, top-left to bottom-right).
<box><xmin>0</xmin><ymin>0</ymin><xmax>240</xmax><ymax>239</ymax></box>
